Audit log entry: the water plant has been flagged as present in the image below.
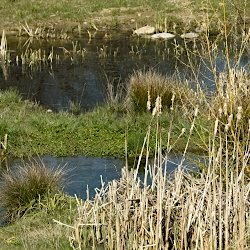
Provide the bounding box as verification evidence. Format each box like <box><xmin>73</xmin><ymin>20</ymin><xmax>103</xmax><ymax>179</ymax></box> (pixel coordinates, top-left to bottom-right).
<box><xmin>0</xmin><ymin>30</ymin><xmax>11</xmax><ymax>80</ymax></box>
<box><xmin>97</xmin><ymin>45</ymin><xmax>109</xmax><ymax>59</ymax></box>
<box><xmin>105</xmin><ymin>75</ymin><xmax>126</xmax><ymax>113</ymax></box>
<box><xmin>0</xmin><ymin>161</ymin><xmax>65</xmax><ymax>222</ymax></box>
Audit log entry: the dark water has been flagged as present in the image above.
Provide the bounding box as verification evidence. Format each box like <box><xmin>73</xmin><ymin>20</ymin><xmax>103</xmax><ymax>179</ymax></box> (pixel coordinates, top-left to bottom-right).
<box><xmin>1</xmin><ymin>31</ymin><xmax>248</xmax><ymax>111</ymax></box>
<box><xmin>6</xmin><ymin>154</ymin><xmax>198</xmax><ymax>200</ymax></box>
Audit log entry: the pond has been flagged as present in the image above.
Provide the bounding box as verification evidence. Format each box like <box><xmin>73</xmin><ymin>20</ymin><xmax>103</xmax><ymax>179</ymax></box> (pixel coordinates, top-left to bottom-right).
<box><xmin>0</xmin><ymin>153</ymin><xmax>199</xmax><ymax>226</ymax></box>
<box><xmin>1</xmin><ymin>30</ymin><xmax>244</xmax><ymax>226</ymax></box>
<box><xmin>1</xmin><ymin>31</ymin><xmax>248</xmax><ymax>112</ymax></box>
<box><xmin>6</xmin><ymin>154</ymin><xmax>199</xmax><ymax>200</ymax></box>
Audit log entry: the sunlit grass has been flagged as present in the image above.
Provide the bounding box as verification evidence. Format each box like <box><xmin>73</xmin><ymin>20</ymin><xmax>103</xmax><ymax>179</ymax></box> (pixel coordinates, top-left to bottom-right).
<box><xmin>0</xmin><ymin>0</ymin><xmax>248</xmax><ymax>32</ymax></box>
<box><xmin>0</xmin><ymin>192</ymin><xmax>76</xmax><ymax>250</ymax></box>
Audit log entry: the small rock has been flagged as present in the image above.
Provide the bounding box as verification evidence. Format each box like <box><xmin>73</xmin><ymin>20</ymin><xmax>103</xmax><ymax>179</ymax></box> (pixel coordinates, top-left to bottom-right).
<box><xmin>181</xmin><ymin>32</ymin><xmax>199</xmax><ymax>39</ymax></box>
<box><xmin>133</xmin><ymin>26</ymin><xmax>155</xmax><ymax>35</ymax></box>
<box><xmin>151</xmin><ymin>32</ymin><xmax>175</xmax><ymax>40</ymax></box>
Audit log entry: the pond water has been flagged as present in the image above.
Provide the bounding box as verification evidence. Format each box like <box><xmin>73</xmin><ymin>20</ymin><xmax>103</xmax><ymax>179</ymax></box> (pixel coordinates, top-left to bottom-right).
<box><xmin>0</xmin><ymin>153</ymin><xmax>199</xmax><ymax>226</ymax></box>
<box><xmin>0</xmin><ymin>31</ymin><xmax>248</xmax><ymax>111</ymax></box>
<box><xmin>6</xmin><ymin>154</ymin><xmax>198</xmax><ymax>199</ymax></box>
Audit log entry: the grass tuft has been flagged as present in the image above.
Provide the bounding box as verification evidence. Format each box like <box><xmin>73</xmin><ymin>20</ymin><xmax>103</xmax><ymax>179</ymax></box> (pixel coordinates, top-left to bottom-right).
<box><xmin>0</xmin><ymin>161</ymin><xmax>64</xmax><ymax>222</ymax></box>
<box><xmin>127</xmin><ymin>69</ymin><xmax>197</xmax><ymax>113</ymax></box>
<box><xmin>0</xmin><ymin>89</ymin><xmax>22</xmax><ymax>106</ymax></box>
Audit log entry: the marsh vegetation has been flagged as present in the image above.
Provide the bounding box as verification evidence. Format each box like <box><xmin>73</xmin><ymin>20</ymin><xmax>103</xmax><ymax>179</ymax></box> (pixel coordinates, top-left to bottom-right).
<box><xmin>0</xmin><ymin>0</ymin><xmax>249</xmax><ymax>249</ymax></box>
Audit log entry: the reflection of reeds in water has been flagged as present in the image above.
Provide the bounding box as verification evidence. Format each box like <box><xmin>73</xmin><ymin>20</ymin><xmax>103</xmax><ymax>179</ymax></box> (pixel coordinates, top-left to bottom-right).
<box><xmin>0</xmin><ymin>30</ymin><xmax>10</xmax><ymax>80</ymax></box>
<box><xmin>21</xmin><ymin>21</ymin><xmax>70</xmax><ymax>39</ymax></box>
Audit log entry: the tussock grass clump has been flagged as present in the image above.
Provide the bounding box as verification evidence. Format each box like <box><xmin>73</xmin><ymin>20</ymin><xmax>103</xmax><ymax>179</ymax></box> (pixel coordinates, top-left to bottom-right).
<box><xmin>69</xmin><ymin>100</ymin><xmax>82</xmax><ymax>115</ymax></box>
<box><xmin>0</xmin><ymin>161</ymin><xmax>64</xmax><ymax>222</ymax></box>
<box><xmin>127</xmin><ymin>69</ymin><xmax>197</xmax><ymax>113</ymax></box>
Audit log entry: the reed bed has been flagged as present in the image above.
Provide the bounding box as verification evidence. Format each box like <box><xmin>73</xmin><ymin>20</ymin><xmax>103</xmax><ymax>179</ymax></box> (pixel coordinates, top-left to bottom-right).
<box><xmin>66</xmin><ymin>131</ymin><xmax>249</xmax><ymax>249</ymax></box>
<box><xmin>54</xmin><ymin>87</ymin><xmax>250</xmax><ymax>249</ymax></box>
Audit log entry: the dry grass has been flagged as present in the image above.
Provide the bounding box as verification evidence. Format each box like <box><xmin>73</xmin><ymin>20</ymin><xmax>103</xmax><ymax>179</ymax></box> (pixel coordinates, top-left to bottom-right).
<box><xmin>65</xmin><ymin>132</ymin><xmax>249</xmax><ymax>249</ymax></box>
<box><xmin>210</xmin><ymin>69</ymin><xmax>250</xmax><ymax>131</ymax></box>
<box><xmin>54</xmin><ymin>94</ymin><xmax>250</xmax><ymax>249</ymax></box>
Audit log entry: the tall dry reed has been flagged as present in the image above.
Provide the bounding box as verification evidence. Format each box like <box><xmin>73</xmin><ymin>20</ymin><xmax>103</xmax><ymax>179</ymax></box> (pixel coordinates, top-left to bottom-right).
<box><xmin>55</xmin><ymin>93</ymin><xmax>249</xmax><ymax>249</ymax></box>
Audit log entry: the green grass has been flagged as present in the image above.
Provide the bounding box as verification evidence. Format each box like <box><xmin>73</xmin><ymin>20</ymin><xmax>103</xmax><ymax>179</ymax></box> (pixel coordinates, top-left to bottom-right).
<box><xmin>0</xmin><ymin>89</ymin><xmax>207</xmax><ymax>159</ymax></box>
<box><xmin>0</xmin><ymin>0</ymin><xmax>248</xmax><ymax>32</ymax></box>
<box><xmin>0</xmin><ymin>192</ymin><xmax>76</xmax><ymax>250</ymax></box>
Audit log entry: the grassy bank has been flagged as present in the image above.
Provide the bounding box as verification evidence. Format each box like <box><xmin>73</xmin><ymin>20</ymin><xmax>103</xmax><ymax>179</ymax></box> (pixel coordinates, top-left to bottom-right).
<box><xmin>0</xmin><ymin>0</ymin><xmax>249</xmax><ymax>34</ymax></box>
<box><xmin>0</xmin><ymin>192</ymin><xmax>77</xmax><ymax>250</ymax></box>
<box><xmin>0</xmin><ymin>87</ymin><xmax>207</xmax><ymax>160</ymax></box>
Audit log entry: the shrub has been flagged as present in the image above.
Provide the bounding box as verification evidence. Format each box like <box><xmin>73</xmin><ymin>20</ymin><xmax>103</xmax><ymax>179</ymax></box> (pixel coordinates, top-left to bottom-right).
<box><xmin>0</xmin><ymin>161</ymin><xmax>64</xmax><ymax>221</ymax></box>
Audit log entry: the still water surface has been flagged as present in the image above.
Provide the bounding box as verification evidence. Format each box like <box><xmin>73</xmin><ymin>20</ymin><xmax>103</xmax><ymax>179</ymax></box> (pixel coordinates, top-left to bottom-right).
<box><xmin>1</xmin><ymin>31</ymin><xmax>248</xmax><ymax>111</ymax></box>
<box><xmin>7</xmin><ymin>154</ymin><xmax>198</xmax><ymax>199</ymax></box>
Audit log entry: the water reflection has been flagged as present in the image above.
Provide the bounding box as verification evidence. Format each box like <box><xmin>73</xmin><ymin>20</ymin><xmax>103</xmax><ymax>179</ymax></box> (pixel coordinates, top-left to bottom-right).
<box><xmin>0</xmin><ymin>32</ymin><xmax>248</xmax><ymax>111</ymax></box>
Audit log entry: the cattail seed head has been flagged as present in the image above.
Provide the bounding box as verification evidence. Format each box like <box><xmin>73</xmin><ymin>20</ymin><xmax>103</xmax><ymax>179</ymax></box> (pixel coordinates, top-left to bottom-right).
<box><xmin>147</xmin><ymin>90</ymin><xmax>151</xmax><ymax>111</ymax></box>
<box><xmin>214</xmin><ymin>118</ymin><xmax>219</xmax><ymax>136</ymax></box>
<box><xmin>152</xmin><ymin>96</ymin><xmax>162</xmax><ymax>117</ymax></box>
<box><xmin>237</xmin><ymin>106</ymin><xmax>242</xmax><ymax>121</ymax></box>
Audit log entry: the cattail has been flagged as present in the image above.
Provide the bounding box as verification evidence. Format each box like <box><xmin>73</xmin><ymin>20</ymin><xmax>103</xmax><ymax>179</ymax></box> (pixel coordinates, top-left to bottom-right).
<box><xmin>147</xmin><ymin>90</ymin><xmax>151</xmax><ymax>111</ymax></box>
<box><xmin>236</xmin><ymin>106</ymin><xmax>242</xmax><ymax>121</ymax></box>
<box><xmin>152</xmin><ymin>96</ymin><xmax>162</xmax><ymax>117</ymax></box>
<box><xmin>170</xmin><ymin>92</ymin><xmax>175</xmax><ymax>111</ymax></box>
<box><xmin>223</xmin><ymin>101</ymin><xmax>228</xmax><ymax>116</ymax></box>
<box><xmin>227</xmin><ymin>114</ymin><xmax>233</xmax><ymax>125</ymax></box>
<box><xmin>214</xmin><ymin>118</ymin><xmax>219</xmax><ymax>136</ymax></box>
<box><xmin>194</xmin><ymin>106</ymin><xmax>199</xmax><ymax>117</ymax></box>
<box><xmin>225</xmin><ymin>114</ymin><xmax>233</xmax><ymax>132</ymax></box>
<box><xmin>218</xmin><ymin>107</ymin><xmax>222</xmax><ymax>118</ymax></box>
